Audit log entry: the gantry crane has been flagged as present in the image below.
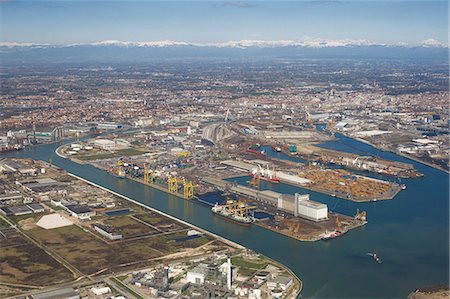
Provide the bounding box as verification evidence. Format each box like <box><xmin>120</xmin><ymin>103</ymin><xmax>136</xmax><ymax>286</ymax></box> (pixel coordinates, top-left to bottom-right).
<box><xmin>223</xmin><ymin>199</ymin><xmax>255</xmax><ymax>217</ymax></box>
<box><xmin>144</xmin><ymin>164</ymin><xmax>154</xmax><ymax>184</ymax></box>
<box><xmin>183</xmin><ymin>178</ymin><xmax>194</xmax><ymax>199</ymax></box>
<box><xmin>168</xmin><ymin>176</ymin><xmax>178</xmax><ymax>193</ymax></box>
<box><xmin>355</xmin><ymin>209</ymin><xmax>367</xmax><ymax>222</ymax></box>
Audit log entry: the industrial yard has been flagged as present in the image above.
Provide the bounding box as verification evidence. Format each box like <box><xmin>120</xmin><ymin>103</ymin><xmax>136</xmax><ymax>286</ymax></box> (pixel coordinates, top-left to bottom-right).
<box><xmin>57</xmin><ymin>134</ymin><xmax>371</xmax><ymax>243</ymax></box>
<box><xmin>51</xmin><ymin>116</ymin><xmax>412</xmax><ymax>244</ymax></box>
<box><xmin>0</xmin><ymin>158</ymin><xmax>300</xmax><ymax>299</ymax></box>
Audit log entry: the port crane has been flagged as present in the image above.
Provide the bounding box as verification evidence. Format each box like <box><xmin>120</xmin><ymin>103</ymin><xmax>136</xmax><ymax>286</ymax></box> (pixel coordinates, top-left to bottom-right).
<box><xmin>168</xmin><ymin>176</ymin><xmax>178</xmax><ymax>193</ymax></box>
<box><xmin>223</xmin><ymin>199</ymin><xmax>255</xmax><ymax>217</ymax></box>
<box><xmin>144</xmin><ymin>164</ymin><xmax>154</xmax><ymax>184</ymax></box>
<box><xmin>355</xmin><ymin>209</ymin><xmax>367</xmax><ymax>221</ymax></box>
<box><xmin>183</xmin><ymin>178</ymin><xmax>194</xmax><ymax>199</ymax></box>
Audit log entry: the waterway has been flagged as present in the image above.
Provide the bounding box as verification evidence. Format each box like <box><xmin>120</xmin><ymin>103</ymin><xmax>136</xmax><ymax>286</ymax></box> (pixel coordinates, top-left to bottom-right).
<box><xmin>1</xmin><ymin>133</ymin><xmax>448</xmax><ymax>298</ymax></box>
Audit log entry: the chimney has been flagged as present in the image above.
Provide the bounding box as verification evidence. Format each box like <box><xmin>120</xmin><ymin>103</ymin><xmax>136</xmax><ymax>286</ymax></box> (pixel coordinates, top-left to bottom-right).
<box><xmin>227</xmin><ymin>258</ymin><xmax>232</xmax><ymax>290</ymax></box>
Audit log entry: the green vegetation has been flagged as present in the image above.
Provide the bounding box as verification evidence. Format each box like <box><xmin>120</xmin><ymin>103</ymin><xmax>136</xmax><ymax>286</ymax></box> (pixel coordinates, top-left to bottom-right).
<box><xmin>77</xmin><ymin>152</ymin><xmax>119</xmax><ymax>161</ymax></box>
<box><xmin>116</xmin><ymin>148</ymin><xmax>149</xmax><ymax>156</ymax></box>
<box><xmin>116</xmin><ymin>274</ymin><xmax>129</xmax><ymax>282</ymax></box>
<box><xmin>111</xmin><ymin>277</ymin><xmax>146</xmax><ymax>299</ymax></box>
<box><xmin>74</xmin><ymin>147</ymin><xmax>148</xmax><ymax>161</ymax></box>
<box><xmin>231</xmin><ymin>256</ymin><xmax>267</xmax><ymax>270</ymax></box>
<box><xmin>0</xmin><ymin>216</ymin><xmax>11</xmax><ymax>228</ymax></box>
<box><xmin>238</xmin><ymin>267</ymin><xmax>257</xmax><ymax>277</ymax></box>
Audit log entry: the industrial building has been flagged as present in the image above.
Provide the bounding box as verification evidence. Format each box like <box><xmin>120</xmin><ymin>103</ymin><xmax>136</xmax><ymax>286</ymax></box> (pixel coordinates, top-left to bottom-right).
<box><xmin>92</xmin><ymin>223</ymin><xmax>123</xmax><ymax>240</ymax></box>
<box><xmin>277</xmin><ymin>193</ymin><xmax>328</xmax><ymax>222</ymax></box>
<box><xmin>32</xmin><ymin>287</ymin><xmax>79</xmax><ymax>299</ymax></box>
<box><xmin>187</xmin><ymin>264</ymin><xmax>209</xmax><ymax>284</ymax></box>
<box><xmin>65</xmin><ymin>204</ymin><xmax>96</xmax><ymax>220</ymax></box>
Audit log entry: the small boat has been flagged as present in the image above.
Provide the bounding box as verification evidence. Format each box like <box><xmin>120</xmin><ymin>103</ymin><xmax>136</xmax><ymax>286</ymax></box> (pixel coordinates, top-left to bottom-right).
<box><xmin>331</xmin><ymin>194</ymin><xmax>336</xmax><ymax>197</ymax></box>
<box><xmin>321</xmin><ymin>230</ymin><xmax>340</xmax><ymax>240</ymax></box>
<box><xmin>401</xmin><ymin>184</ymin><xmax>407</xmax><ymax>190</ymax></box>
<box><xmin>367</xmin><ymin>253</ymin><xmax>382</xmax><ymax>264</ymax></box>
<box><xmin>275</xmin><ymin>147</ymin><xmax>281</xmax><ymax>152</ymax></box>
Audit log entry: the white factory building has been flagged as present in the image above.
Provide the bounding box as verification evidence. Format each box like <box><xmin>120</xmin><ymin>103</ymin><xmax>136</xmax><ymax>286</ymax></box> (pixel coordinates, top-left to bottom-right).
<box><xmin>278</xmin><ymin>193</ymin><xmax>328</xmax><ymax>222</ymax></box>
<box><xmin>91</xmin><ymin>139</ymin><xmax>130</xmax><ymax>150</ymax></box>
<box><xmin>186</xmin><ymin>264</ymin><xmax>208</xmax><ymax>284</ymax></box>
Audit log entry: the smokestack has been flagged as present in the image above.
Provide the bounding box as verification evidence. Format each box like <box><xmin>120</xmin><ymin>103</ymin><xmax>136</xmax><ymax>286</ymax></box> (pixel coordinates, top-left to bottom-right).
<box><xmin>163</xmin><ymin>264</ymin><xmax>169</xmax><ymax>289</ymax></box>
<box><xmin>227</xmin><ymin>258</ymin><xmax>232</xmax><ymax>290</ymax></box>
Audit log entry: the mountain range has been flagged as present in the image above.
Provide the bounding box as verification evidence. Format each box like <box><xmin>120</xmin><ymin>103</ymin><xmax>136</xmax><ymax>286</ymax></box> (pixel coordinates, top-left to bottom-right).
<box><xmin>1</xmin><ymin>39</ymin><xmax>448</xmax><ymax>64</ymax></box>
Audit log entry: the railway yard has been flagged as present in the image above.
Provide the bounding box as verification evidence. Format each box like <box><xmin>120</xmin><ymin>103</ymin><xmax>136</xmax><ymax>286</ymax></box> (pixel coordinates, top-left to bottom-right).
<box><xmin>0</xmin><ymin>158</ymin><xmax>301</xmax><ymax>299</ymax></box>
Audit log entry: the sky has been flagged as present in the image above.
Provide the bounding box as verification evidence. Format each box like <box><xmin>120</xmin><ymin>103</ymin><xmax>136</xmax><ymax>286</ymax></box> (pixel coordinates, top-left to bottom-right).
<box><xmin>0</xmin><ymin>0</ymin><xmax>448</xmax><ymax>46</ymax></box>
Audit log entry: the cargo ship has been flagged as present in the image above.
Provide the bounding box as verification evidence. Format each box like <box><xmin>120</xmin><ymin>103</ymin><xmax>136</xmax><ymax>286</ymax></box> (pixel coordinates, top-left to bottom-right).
<box><xmin>250</xmin><ymin>165</ymin><xmax>281</xmax><ymax>183</ymax></box>
<box><xmin>211</xmin><ymin>200</ymin><xmax>253</xmax><ymax>225</ymax></box>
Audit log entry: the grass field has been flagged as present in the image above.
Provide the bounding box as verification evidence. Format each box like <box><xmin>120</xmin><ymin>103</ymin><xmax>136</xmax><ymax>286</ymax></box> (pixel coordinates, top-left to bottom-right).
<box><xmin>0</xmin><ymin>217</ymin><xmax>11</xmax><ymax>229</ymax></box>
<box><xmin>75</xmin><ymin>148</ymin><xmax>149</xmax><ymax>161</ymax></box>
<box><xmin>231</xmin><ymin>256</ymin><xmax>267</xmax><ymax>270</ymax></box>
<box><xmin>76</xmin><ymin>152</ymin><xmax>119</xmax><ymax>161</ymax></box>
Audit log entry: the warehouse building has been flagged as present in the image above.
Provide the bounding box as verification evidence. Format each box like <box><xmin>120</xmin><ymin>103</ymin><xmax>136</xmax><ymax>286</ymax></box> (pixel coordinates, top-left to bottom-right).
<box><xmin>92</xmin><ymin>224</ymin><xmax>123</xmax><ymax>240</ymax></box>
<box><xmin>65</xmin><ymin>204</ymin><xmax>96</xmax><ymax>220</ymax></box>
<box><xmin>277</xmin><ymin>193</ymin><xmax>328</xmax><ymax>222</ymax></box>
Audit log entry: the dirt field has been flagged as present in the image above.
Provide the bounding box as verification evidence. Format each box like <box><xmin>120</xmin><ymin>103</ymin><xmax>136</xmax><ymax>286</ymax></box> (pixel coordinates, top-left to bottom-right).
<box><xmin>103</xmin><ymin>215</ymin><xmax>159</xmax><ymax>237</ymax></box>
<box><xmin>26</xmin><ymin>217</ymin><xmax>212</xmax><ymax>275</ymax></box>
<box><xmin>134</xmin><ymin>212</ymin><xmax>187</xmax><ymax>232</ymax></box>
<box><xmin>0</xmin><ymin>229</ymin><xmax>74</xmax><ymax>286</ymax></box>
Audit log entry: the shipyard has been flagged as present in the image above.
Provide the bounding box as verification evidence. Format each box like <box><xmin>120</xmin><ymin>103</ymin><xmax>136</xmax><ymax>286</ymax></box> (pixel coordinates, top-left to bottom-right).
<box><xmin>52</xmin><ymin>116</ymin><xmax>392</xmax><ymax>243</ymax></box>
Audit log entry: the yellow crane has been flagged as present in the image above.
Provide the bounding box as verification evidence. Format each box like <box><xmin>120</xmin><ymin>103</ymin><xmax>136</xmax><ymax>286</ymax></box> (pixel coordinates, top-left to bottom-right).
<box><xmin>143</xmin><ymin>164</ymin><xmax>154</xmax><ymax>184</ymax></box>
<box><xmin>183</xmin><ymin>178</ymin><xmax>194</xmax><ymax>199</ymax></box>
<box><xmin>168</xmin><ymin>176</ymin><xmax>178</xmax><ymax>193</ymax></box>
<box><xmin>176</xmin><ymin>151</ymin><xmax>190</xmax><ymax>158</ymax></box>
<box><xmin>223</xmin><ymin>199</ymin><xmax>254</xmax><ymax>217</ymax></box>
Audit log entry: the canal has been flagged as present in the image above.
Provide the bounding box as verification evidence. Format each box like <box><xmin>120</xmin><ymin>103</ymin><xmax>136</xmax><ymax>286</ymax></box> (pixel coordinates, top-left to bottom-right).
<box><xmin>1</xmin><ymin>133</ymin><xmax>448</xmax><ymax>298</ymax></box>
